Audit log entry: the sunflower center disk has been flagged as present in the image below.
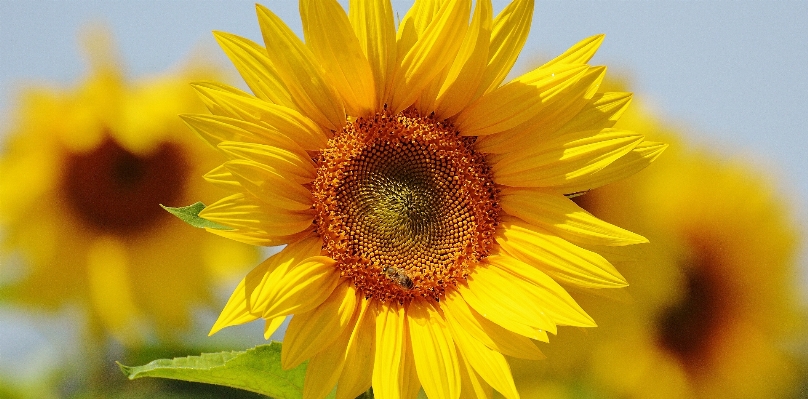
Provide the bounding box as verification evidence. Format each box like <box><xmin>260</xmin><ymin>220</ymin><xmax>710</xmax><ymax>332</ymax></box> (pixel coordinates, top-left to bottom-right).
<box><xmin>313</xmin><ymin>110</ymin><xmax>499</xmax><ymax>304</ymax></box>
<box><xmin>64</xmin><ymin>136</ymin><xmax>189</xmax><ymax>234</ymax></box>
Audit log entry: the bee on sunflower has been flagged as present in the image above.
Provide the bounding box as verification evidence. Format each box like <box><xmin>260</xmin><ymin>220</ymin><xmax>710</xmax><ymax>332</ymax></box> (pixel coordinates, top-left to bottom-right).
<box><xmin>0</xmin><ymin>32</ymin><xmax>256</xmax><ymax>345</ymax></box>
<box><xmin>181</xmin><ymin>1</ymin><xmax>666</xmax><ymax>398</ymax></box>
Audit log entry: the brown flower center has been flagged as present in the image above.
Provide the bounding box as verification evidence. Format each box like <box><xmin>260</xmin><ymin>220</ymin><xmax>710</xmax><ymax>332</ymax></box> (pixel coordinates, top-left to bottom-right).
<box><xmin>656</xmin><ymin>239</ymin><xmax>727</xmax><ymax>372</ymax></box>
<box><xmin>313</xmin><ymin>110</ymin><xmax>499</xmax><ymax>304</ymax></box>
<box><xmin>63</xmin><ymin>136</ymin><xmax>189</xmax><ymax>234</ymax></box>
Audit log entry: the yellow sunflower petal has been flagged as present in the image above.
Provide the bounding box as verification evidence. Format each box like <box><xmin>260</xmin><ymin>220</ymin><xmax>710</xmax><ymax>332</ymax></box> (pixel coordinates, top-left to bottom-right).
<box><xmin>491</xmin><ymin>128</ymin><xmax>644</xmax><ymax>187</ymax></box>
<box><xmin>396</xmin><ymin>0</ymin><xmax>442</xmax><ymax>55</ymax></box>
<box><xmin>487</xmin><ymin>254</ymin><xmax>596</xmax><ymax>327</ymax></box>
<box><xmin>212</xmin><ymin>31</ymin><xmax>294</xmax><ymax>108</ymax></box>
<box><xmin>263</xmin><ymin>316</ymin><xmax>286</xmax><ymax>340</ymax></box>
<box><xmin>87</xmin><ymin>237</ymin><xmax>142</xmax><ymax>344</ymax></box>
<box><xmin>205</xmin><ymin>227</ymin><xmax>310</xmax><ymax>248</ymax></box>
<box><xmin>459</xmin><ymin>351</ymin><xmax>493</xmax><ymax>399</ymax></box>
<box><xmin>390</xmin><ymin>0</ymin><xmax>471</xmax><ymax>113</ymax></box>
<box><xmin>222</xmin><ymin>160</ymin><xmax>313</xmax><ymax>211</ymax></box>
<box><xmin>455</xmin><ymin>64</ymin><xmax>589</xmax><ymax>137</ymax></box>
<box><xmin>549</xmin><ymin>140</ymin><xmax>668</xmax><ymax>195</ymax></box>
<box><xmin>189</xmin><ymin>82</ymin><xmax>328</xmax><ymax>150</ymax></box>
<box><xmin>555</xmin><ymin>91</ymin><xmax>633</xmax><ymax>136</ymax></box>
<box><xmin>200</xmin><ymin>193</ymin><xmax>314</xmax><ymax>244</ymax></box>
<box><xmin>408</xmin><ymin>303</ymin><xmax>461</xmax><ymax>399</ymax></box>
<box><xmin>450</xmin><ymin>325</ymin><xmax>519</xmax><ymax>399</ymax></box>
<box><xmin>203</xmin><ymin>164</ymin><xmax>241</xmax><ymax>190</ymax></box>
<box><xmin>372</xmin><ymin>303</ymin><xmax>407</xmax><ymax>399</ymax></box>
<box><xmin>180</xmin><ymin>113</ymin><xmax>304</xmax><ymax>154</ymax></box>
<box><xmin>218</xmin><ymin>141</ymin><xmax>315</xmax><ymax>183</ymax></box>
<box><xmin>455</xmin><ymin>280</ymin><xmax>546</xmax><ymax>341</ymax></box>
<box><xmin>210</xmin><ymin>235</ymin><xmax>321</xmax><ymax>335</ymax></box>
<box><xmin>348</xmin><ymin>0</ymin><xmax>397</xmax><ymax>109</ymax></box>
<box><xmin>539</xmin><ymin>34</ymin><xmax>605</xmax><ymax>69</ymax></box>
<box><xmin>336</xmin><ymin>299</ymin><xmax>376</xmax><ymax>399</ymax></box>
<box><xmin>300</xmin><ymin>0</ymin><xmax>376</xmax><ymax>116</ymax></box>
<box><xmin>302</xmin><ymin>313</ymin><xmax>355</xmax><ymax>399</ymax></box>
<box><xmin>258</xmin><ymin>256</ymin><xmax>341</xmax><ymax>320</ymax></box>
<box><xmin>401</xmin><ymin>332</ymin><xmax>422</xmax><ymax>399</ymax></box>
<box><xmin>475</xmin><ymin>0</ymin><xmax>534</xmax><ymax>96</ymax></box>
<box><xmin>443</xmin><ymin>291</ymin><xmax>544</xmax><ymax>359</ymax></box>
<box><xmin>256</xmin><ymin>4</ymin><xmax>346</xmax><ymax>131</ymax></box>
<box><xmin>475</xmin><ymin>66</ymin><xmax>605</xmax><ymax>155</ymax></box>
<box><xmin>496</xmin><ymin>217</ymin><xmax>627</xmax><ymax>288</ymax></box>
<box><xmin>431</xmin><ymin>0</ymin><xmax>492</xmax><ymax>119</ymax></box>
<box><xmin>459</xmin><ymin>266</ymin><xmax>557</xmax><ymax>335</ymax></box>
<box><xmin>283</xmin><ymin>282</ymin><xmax>358</xmax><ymax>369</ymax></box>
<box><xmin>181</xmin><ymin>114</ymin><xmax>254</xmax><ymax>148</ymax></box>
<box><xmin>500</xmin><ymin>187</ymin><xmax>647</xmax><ymax>246</ymax></box>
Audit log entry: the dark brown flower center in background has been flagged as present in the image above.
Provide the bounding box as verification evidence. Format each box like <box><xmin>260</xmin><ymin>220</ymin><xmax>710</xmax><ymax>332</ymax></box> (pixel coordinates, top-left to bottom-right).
<box><xmin>313</xmin><ymin>110</ymin><xmax>499</xmax><ymax>304</ymax></box>
<box><xmin>63</xmin><ymin>136</ymin><xmax>189</xmax><ymax>235</ymax></box>
<box><xmin>655</xmin><ymin>239</ymin><xmax>726</xmax><ymax>373</ymax></box>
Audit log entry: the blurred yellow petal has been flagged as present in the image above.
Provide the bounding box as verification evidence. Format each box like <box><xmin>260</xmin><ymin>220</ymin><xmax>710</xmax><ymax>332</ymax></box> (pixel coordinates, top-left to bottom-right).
<box><xmin>87</xmin><ymin>237</ymin><xmax>143</xmax><ymax>344</ymax></box>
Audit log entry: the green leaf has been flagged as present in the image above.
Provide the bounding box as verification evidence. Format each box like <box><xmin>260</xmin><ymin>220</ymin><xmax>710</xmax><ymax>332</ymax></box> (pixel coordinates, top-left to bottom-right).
<box><xmin>118</xmin><ymin>343</ymin><xmax>305</xmax><ymax>399</ymax></box>
<box><xmin>161</xmin><ymin>202</ymin><xmax>229</xmax><ymax>230</ymax></box>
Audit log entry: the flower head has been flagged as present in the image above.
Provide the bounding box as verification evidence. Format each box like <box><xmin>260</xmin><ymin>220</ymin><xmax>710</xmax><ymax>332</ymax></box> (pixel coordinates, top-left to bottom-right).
<box><xmin>510</xmin><ymin>90</ymin><xmax>802</xmax><ymax>399</ymax></box>
<box><xmin>195</xmin><ymin>1</ymin><xmax>665</xmax><ymax>398</ymax></box>
<box><xmin>0</xmin><ymin>32</ymin><xmax>256</xmax><ymax>345</ymax></box>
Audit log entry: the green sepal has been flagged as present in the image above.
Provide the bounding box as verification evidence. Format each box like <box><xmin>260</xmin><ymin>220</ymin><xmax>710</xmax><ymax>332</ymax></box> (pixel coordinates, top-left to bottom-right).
<box><xmin>161</xmin><ymin>202</ymin><xmax>229</xmax><ymax>230</ymax></box>
<box><xmin>118</xmin><ymin>343</ymin><xmax>306</xmax><ymax>399</ymax></box>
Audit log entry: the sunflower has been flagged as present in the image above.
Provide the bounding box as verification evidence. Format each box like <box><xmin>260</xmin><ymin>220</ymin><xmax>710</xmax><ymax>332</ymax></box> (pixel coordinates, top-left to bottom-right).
<box><xmin>509</xmin><ymin>93</ymin><xmax>803</xmax><ymax>399</ymax></box>
<box><xmin>194</xmin><ymin>1</ymin><xmax>665</xmax><ymax>398</ymax></box>
<box><xmin>0</xmin><ymin>33</ymin><xmax>256</xmax><ymax>345</ymax></box>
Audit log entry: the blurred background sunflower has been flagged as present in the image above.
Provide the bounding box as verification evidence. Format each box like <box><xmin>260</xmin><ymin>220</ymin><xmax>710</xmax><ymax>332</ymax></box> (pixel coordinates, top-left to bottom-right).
<box><xmin>0</xmin><ymin>29</ymin><xmax>259</xmax><ymax>396</ymax></box>
<box><xmin>508</xmin><ymin>83</ymin><xmax>806</xmax><ymax>398</ymax></box>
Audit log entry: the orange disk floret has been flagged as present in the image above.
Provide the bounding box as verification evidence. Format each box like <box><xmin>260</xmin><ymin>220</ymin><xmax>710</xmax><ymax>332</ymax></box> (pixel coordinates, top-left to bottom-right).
<box><xmin>312</xmin><ymin>109</ymin><xmax>499</xmax><ymax>304</ymax></box>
